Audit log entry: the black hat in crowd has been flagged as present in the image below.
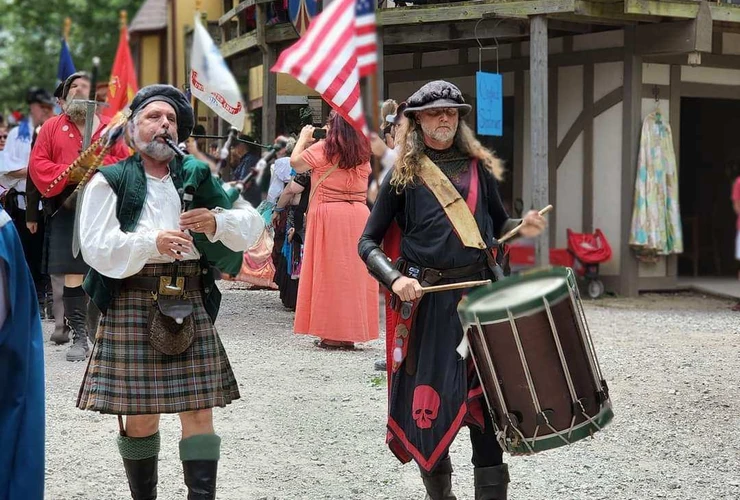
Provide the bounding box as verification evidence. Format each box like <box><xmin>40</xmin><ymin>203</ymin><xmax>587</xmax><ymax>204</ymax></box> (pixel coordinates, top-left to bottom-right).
<box><xmin>61</xmin><ymin>71</ymin><xmax>91</xmax><ymax>100</ymax></box>
<box><xmin>129</xmin><ymin>84</ymin><xmax>195</xmax><ymax>142</ymax></box>
<box><xmin>27</xmin><ymin>87</ymin><xmax>54</xmax><ymax>107</ymax></box>
<box><xmin>404</xmin><ymin>80</ymin><xmax>471</xmax><ymax>117</ymax></box>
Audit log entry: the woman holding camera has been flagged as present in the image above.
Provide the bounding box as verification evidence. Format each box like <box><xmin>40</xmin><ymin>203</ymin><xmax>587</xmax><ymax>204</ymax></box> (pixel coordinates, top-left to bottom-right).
<box><xmin>290</xmin><ymin>112</ymin><xmax>378</xmax><ymax>349</ymax></box>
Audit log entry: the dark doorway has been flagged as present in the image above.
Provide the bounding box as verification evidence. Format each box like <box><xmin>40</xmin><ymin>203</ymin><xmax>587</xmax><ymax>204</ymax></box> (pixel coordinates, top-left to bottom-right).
<box><xmin>678</xmin><ymin>97</ymin><xmax>740</xmax><ymax>277</ymax></box>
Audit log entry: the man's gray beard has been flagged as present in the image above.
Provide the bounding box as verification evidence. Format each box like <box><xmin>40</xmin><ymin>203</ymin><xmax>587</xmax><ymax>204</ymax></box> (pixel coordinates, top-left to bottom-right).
<box><xmin>64</xmin><ymin>99</ymin><xmax>87</xmax><ymax>123</ymax></box>
<box><xmin>134</xmin><ymin>134</ymin><xmax>176</xmax><ymax>162</ymax></box>
<box><xmin>421</xmin><ymin>122</ymin><xmax>457</xmax><ymax>144</ymax></box>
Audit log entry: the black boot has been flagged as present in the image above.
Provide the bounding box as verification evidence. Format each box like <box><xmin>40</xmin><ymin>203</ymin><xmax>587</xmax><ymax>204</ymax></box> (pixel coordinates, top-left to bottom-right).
<box><xmin>118</xmin><ymin>432</ymin><xmax>160</xmax><ymax>500</ymax></box>
<box><xmin>122</xmin><ymin>456</ymin><xmax>158</xmax><ymax>500</ymax></box>
<box><xmin>474</xmin><ymin>464</ymin><xmax>509</xmax><ymax>500</ymax></box>
<box><xmin>182</xmin><ymin>461</ymin><xmax>218</xmax><ymax>500</ymax></box>
<box><xmin>180</xmin><ymin>434</ymin><xmax>221</xmax><ymax>500</ymax></box>
<box><xmin>420</xmin><ymin>456</ymin><xmax>456</xmax><ymax>500</ymax></box>
<box><xmin>63</xmin><ymin>288</ymin><xmax>90</xmax><ymax>361</ymax></box>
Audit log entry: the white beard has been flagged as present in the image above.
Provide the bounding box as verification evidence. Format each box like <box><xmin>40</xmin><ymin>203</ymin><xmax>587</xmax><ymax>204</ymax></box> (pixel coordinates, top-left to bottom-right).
<box><xmin>421</xmin><ymin>121</ymin><xmax>457</xmax><ymax>144</ymax></box>
<box><xmin>64</xmin><ymin>99</ymin><xmax>87</xmax><ymax>123</ymax></box>
<box><xmin>133</xmin><ymin>133</ymin><xmax>177</xmax><ymax>162</ymax></box>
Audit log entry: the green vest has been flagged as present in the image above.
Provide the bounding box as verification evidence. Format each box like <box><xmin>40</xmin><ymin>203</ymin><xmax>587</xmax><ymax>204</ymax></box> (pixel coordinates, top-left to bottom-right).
<box><xmin>82</xmin><ymin>154</ymin><xmax>230</xmax><ymax>323</ymax></box>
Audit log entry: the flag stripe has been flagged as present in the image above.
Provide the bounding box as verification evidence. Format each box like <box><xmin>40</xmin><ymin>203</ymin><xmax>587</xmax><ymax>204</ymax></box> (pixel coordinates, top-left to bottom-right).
<box><xmin>272</xmin><ymin>0</ymin><xmax>377</xmax><ymax>134</ymax></box>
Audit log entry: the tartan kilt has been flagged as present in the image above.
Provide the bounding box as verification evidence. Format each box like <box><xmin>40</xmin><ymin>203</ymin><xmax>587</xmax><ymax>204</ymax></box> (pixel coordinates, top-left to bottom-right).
<box><xmin>77</xmin><ymin>261</ymin><xmax>240</xmax><ymax>415</ymax></box>
<box><xmin>45</xmin><ymin>200</ymin><xmax>89</xmax><ymax>275</ymax></box>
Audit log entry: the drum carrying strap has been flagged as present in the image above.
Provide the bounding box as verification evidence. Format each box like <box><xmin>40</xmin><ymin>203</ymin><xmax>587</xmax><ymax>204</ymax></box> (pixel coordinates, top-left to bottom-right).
<box><xmin>418</xmin><ymin>154</ymin><xmax>486</xmax><ymax>250</ymax></box>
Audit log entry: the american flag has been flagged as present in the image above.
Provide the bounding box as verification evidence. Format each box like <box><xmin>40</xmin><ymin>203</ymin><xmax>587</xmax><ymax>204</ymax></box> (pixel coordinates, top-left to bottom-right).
<box><xmin>272</xmin><ymin>0</ymin><xmax>377</xmax><ymax>133</ymax></box>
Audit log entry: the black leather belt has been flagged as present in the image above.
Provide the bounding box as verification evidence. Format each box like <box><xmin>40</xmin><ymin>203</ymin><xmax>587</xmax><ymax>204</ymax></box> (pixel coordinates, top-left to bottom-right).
<box><xmin>122</xmin><ymin>276</ymin><xmax>204</xmax><ymax>292</ymax></box>
<box><xmin>400</xmin><ymin>259</ymin><xmax>489</xmax><ymax>286</ymax></box>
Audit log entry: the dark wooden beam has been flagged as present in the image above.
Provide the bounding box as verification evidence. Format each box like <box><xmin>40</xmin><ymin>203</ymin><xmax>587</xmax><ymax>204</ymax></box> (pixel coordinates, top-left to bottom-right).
<box><xmin>378</xmin><ymin>0</ymin><xmax>577</xmax><ymax>27</ymax></box>
<box><xmin>548</xmin><ymin>66</ymin><xmax>558</xmax><ymax>245</ymax></box>
<box><xmin>221</xmin><ymin>23</ymin><xmax>297</xmax><ymax>59</ymax></box>
<box><xmin>667</xmin><ymin>64</ymin><xmax>681</xmax><ymax>279</ymax></box>
<box><xmin>582</xmin><ymin>63</ymin><xmax>594</xmax><ymax>233</ymax></box>
<box><xmin>383</xmin><ymin>20</ymin><xmax>525</xmax><ymax>46</ymax></box>
<box><xmin>644</xmin><ymin>52</ymin><xmax>740</xmax><ymax>68</ymax></box>
<box><xmin>625</xmin><ymin>0</ymin><xmax>740</xmax><ymax>23</ymax></box>
<box><xmin>635</xmin><ymin>6</ymin><xmax>712</xmax><ymax>56</ymax></box>
<box><xmin>530</xmin><ymin>15</ymin><xmax>550</xmax><ymax>264</ymax></box>
<box><xmin>257</xmin><ymin>4</ymin><xmax>276</xmax><ymax>141</ymax></box>
<box><xmin>383</xmin><ymin>47</ymin><xmax>623</xmax><ymax>84</ymax></box>
<box><xmin>619</xmin><ymin>26</ymin><xmax>641</xmax><ymax>297</ymax></box>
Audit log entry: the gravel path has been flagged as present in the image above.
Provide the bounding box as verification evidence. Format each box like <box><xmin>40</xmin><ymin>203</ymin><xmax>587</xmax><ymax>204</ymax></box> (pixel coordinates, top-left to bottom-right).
<box><xmin>43</xmin><ymin>288</ymin><xmax>740</xmax><ymax>499</ymax></box>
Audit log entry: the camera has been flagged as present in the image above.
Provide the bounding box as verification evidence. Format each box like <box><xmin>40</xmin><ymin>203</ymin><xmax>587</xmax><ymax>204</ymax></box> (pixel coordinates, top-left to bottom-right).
<box><xmin>312</xmin><ymin>128</ymin><xmax>327</xmax><ymax>140</ymax></box>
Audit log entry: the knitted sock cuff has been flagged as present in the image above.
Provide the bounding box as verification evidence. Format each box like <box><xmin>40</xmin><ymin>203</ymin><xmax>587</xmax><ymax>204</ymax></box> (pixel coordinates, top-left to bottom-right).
<box><xmin>63</xmin><ymin>285</ymin><xmax>86</xmax><ymax>298</ymax></box>
<box><xmin>117</xmin><ymin>432</ymin><xmax>161</xmax><ymax>460</ymax></box>
<box><xmin>179</xmin><ymin>434</ymin><xmax>221</xmax><ymax>462</ymax></box>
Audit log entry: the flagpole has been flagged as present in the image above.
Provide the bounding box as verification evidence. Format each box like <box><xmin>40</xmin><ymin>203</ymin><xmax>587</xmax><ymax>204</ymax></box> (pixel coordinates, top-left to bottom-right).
<box><xmin>63</xmin><ymin>17</ymin><xmax>71</xmax><ymax>41</ymax></box>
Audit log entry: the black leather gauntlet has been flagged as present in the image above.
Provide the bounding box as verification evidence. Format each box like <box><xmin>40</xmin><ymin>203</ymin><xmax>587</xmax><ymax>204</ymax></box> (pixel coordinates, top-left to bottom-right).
<box><xmin>365</xmin><ymin>248</ymin><xmax>403</xmax><ymax>291</ymax></box>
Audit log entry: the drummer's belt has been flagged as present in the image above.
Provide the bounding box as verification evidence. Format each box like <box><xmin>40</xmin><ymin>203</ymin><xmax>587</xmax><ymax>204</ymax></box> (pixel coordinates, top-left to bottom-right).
<box><xmin>391</xmin><ymin>259</ymin><xmax>489</xmax><ymax>375</ymax></box>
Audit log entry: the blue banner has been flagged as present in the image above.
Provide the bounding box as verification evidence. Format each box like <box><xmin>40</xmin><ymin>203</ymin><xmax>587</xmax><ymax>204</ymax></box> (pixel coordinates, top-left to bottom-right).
<box><xmin>476</xmin><ymin>71</ymin><xmax>503</xmax><ymax>136</ymax></box>
<box><xmin>57</xmin><ymin>39</ymin><xmax>76</xmax><ymax>82</ymax></box>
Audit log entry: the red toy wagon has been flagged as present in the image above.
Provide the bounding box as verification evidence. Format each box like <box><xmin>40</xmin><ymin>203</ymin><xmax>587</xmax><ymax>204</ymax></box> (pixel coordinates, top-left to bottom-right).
<box><xmin>507</xmin><ymin>228</ymin><xmax>612</xmax><ymax>299</ymax></box>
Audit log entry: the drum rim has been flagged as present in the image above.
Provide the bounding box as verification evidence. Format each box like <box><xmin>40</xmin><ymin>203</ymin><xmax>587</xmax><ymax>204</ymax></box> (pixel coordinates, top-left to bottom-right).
<box><xmin>506</xmin><ymin>402</ymin><xmax>614</xmax><ymax>455</ymax></box>
<box><xmin>458</xmin><ymin>266</ymin><xmax>573</xmax><ymax>325</ymax></box>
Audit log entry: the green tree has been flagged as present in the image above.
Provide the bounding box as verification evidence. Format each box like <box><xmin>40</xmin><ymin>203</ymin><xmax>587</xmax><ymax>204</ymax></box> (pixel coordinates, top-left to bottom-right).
<box><xmin>0</xmin><ymin>0</ymin><xmax>145</xmax><ymax>112</ymax></box>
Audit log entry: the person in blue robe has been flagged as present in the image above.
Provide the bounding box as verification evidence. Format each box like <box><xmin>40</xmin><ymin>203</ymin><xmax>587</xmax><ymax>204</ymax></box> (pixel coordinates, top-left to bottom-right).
<box><xmin>0</xmin><ymin>206</ymin><xmax>45</xmax><ymax>500</ymax></box>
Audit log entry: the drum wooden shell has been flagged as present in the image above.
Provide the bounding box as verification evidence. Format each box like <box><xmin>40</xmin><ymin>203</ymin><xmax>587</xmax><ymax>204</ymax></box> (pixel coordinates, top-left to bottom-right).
<box><xmin>458</xmin><ymin>267</ymin><xmax>613</xmax><ymax>455</ymax></box>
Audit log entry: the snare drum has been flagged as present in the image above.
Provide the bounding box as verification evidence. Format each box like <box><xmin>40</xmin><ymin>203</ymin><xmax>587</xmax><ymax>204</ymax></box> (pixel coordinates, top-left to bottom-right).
<box><xmin>457</xmin><ymin>267</ymin><xmax>613</xmax><ymax>455</ymax></box>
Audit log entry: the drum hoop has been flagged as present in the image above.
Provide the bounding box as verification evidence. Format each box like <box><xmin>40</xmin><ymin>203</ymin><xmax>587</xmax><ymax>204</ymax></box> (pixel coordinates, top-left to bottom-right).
<box><xmin>458</xmin><ymin>267</ymin><xmax>572</xmax><ymax>325</ymax></box>
<box><xmin>466</xmin><ymin>293</ymin><xmax>570</xmax><ymax>327</ymax></box>
<box><xmin>508</xmin><ymin>403</ymin><xmax>614</xmax><ymax>455</ymax></box>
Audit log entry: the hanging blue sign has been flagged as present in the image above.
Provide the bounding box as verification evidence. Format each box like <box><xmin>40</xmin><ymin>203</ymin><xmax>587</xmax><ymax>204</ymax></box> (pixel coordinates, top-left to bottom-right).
<box><xmin>476</xmin><ymin>71</ymin><xmax>503</xmax><ymax>136</ymax></box>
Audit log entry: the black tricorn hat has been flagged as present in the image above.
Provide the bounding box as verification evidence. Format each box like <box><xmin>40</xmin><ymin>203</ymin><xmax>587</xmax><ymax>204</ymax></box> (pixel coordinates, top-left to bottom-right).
<box><xmin>61</xmin><ymin>71</ymin><xmax>91</xmax><ymax>100</ymax></box>
<box><xmin>404</xmin><ymin>80</ymin><xmax>471</xmax><ymax>117</ymax></box>
<box><xmin>129</xmin><ymin>84</ymin><xmax>194</xmax><ymax>142</ymax></box>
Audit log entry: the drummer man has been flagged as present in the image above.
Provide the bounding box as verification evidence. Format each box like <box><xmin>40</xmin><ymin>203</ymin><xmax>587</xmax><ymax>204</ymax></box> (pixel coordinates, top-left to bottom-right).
<box><xmin>358</xmin><ymin>80</ymin><xmax>546</xmax><ymax>500</ymax></box>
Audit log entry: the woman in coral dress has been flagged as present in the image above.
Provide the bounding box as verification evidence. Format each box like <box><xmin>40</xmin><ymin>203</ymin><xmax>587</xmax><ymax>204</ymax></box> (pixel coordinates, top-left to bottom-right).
<box><xmin>290</xmin><ymin>112</ymin><xmax>379</xmax><ymax>349</ymax></box>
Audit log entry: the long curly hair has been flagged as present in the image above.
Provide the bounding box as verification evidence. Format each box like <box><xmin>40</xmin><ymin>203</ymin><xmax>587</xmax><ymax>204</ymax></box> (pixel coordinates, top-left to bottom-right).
<box><xmin>390</xmin><ymin>118</ymin><xmax>504</xmax><ymax>191</ymax></box>
<box><xmin>323</xmin><ymin>112</ymin><xmax>370</xmax><ymax>169</ymax></box>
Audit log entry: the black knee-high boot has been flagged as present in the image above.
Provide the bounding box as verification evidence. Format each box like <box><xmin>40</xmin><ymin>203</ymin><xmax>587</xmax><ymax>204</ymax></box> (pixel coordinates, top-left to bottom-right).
<box><xmin>62</xmin><ymin>286</ymin><xmax>89</xmax><ymax>362</ymax></box>
<box><xmin>180</xmin><ymin>434</ymin><xmax>221</xmax><ymax>500</ymax></box>
<box><xmin>474</xmin><ymin>464</ymin><xmax>509</xmax><ymax>500</ymax></box>
<box><xmin>118</xmin><ymin>432</ymin><xmax>160</xmax><ymax>500</ymax></box>
<box><xmin>420</xmin><ymin>456</ymin><xmax>457</xmax><ymax>500</ymax></box>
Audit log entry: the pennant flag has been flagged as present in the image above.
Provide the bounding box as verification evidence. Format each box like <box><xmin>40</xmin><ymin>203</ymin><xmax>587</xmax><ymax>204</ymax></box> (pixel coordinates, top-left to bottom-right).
<box><xmin>104</xmin><ymin>21</ymin><xmax>138</xmax><ymax>118</ymax></box>
<box><xmin>271</xmin><ymin>0</ymin><xmax>377</xmax><ymax>134</ymax></box>
<box><xmin>189</xmin><ymin>13</ymin><xmax>246</xmax><ymax>131</ymax></box>
<box><xmin>57</xmin><ymin>38</ymin><xmax>76</xmax><ymax>82</ymax></box>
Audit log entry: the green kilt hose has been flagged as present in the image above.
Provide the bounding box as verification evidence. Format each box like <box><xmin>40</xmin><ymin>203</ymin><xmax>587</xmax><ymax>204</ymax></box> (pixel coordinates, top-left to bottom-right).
<box><xmin>77</xmin><ymin>261</ymin><xmax>240</xmax><ymax>415</ymax></box>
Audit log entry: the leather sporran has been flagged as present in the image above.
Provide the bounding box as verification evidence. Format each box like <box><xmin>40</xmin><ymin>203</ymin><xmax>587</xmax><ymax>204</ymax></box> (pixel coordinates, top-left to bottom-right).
<box><xmin>147</xmin><ymin>297</ymin><xmax>195</xmax><ymax>355</ymax></box>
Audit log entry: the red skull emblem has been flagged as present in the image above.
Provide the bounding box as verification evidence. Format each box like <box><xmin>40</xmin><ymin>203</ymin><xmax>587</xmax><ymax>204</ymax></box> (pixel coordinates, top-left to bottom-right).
<box><xmin>412</xmin><ymin>385</ymin><xmax>441</xmax><ymax>429</ymax></box>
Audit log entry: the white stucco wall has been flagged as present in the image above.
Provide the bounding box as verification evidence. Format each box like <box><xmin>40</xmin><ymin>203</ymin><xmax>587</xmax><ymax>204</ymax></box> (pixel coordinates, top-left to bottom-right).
<box><xmin>557</xmin><ymin>65</ymin><xmax>583</xmax><ymax>144</ymax></box>
<box><xmin>594</xmin><ymin>61</ymin><xmax>623</xmax><ymax>102</ymax></box>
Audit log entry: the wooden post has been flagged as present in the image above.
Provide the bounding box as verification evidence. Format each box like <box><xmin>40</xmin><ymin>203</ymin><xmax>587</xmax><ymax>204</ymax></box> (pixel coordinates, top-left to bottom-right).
<box><xmin>619</xmin><ymin>27</ymin><xmax>642</xmax><ymax>297</ymax></box>
<box><xmin>529</xmin><ymin>15</ymin><xmax>549</xmax><ymax>266</ymax></box>
<box><xmin>257</xmin><ymin>4</ymin><xmax>277</xmax><ymax>142</ymax></box>
<box><xmin>513</xmin><ymin>43</ymin><xmax>524</xmax><ymax>214</ymax></box>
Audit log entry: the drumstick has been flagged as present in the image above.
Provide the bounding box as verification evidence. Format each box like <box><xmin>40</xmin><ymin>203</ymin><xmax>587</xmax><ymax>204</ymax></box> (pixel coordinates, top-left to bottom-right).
<box><xmin>499</xmin><ymin>204</ymin><xmax>554</xmax><ymax>244</ymax></box>
<box><xmin>421</xmin><ymin>280</ymin><xmax>491</xmax><ymax>294</ymax></box>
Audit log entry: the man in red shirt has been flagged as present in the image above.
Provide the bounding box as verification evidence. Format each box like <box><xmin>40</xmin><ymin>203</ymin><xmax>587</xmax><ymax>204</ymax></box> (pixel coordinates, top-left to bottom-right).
<box><xmin>29</xmin><ymin>72</ymin><xmax>129</xmax><ymax>361</ymax></box>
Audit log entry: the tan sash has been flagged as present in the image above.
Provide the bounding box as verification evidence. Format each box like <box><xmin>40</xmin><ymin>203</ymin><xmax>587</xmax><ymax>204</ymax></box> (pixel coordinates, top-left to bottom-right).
<box><xmin>308</xmin><ymin>164</ymin><xmax>339</xmax><ymax>207</ymax></box>
<box><xmin>417</xmin><ymin>154</ymin><xmax>487</xmax><ymax>250</ymax></box>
